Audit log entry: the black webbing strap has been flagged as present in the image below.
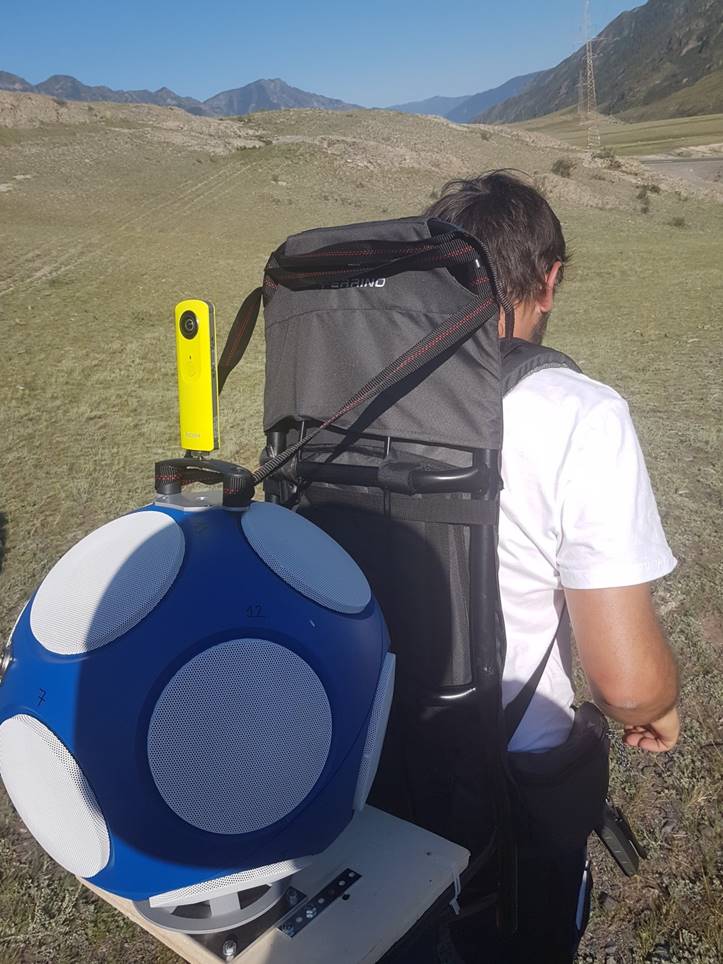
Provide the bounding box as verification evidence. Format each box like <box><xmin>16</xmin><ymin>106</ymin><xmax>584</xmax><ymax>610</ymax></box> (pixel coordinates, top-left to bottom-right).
<box><xmin>217</xmin><ymin>286</ymin><xmax>263</xmax><ymax>396</ymax></box>
<box><xmin>267</xmin><ymin>232</ymin><xmax>494</xmax><ymax>290</ymax></box>
<box><xmin>303</xmin><ymin>486</ymin><xmax>497</xmax><ymax>526</ymax></box>
<box><xmin>503</xmin><ymin>604</ymin><xmax>567</xmax><ymax>742</ymax></box>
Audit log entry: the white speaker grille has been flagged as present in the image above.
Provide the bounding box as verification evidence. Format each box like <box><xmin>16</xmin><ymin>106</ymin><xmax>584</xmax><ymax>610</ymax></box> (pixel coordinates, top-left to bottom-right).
<box><xmin>0</xmin><ymin>715</ymin><xmax>110</xmax><ymax>877</ymax></box>
<box><xmin>31</xmin><ymin>510</ymin><xmax>185</xmax><ymax>655</ymax></box>
<box><xmin>148</xmin><ymin>639</ymin><xmax>333</xmax><ymax>835</ymax></box>
<box><xmin>353</xmin><ymin>653</ymin><xmax>396</xmax><ymax>811</ymax></box>
<box><xmin>241</xmin><ymin>503</ymin><xmax>371</xmax><ymax>614</ymax></box>
<box><xmin>149</xmin><ymin>855</ymin><xmax>312</xmax><ymax>907</ymax></box>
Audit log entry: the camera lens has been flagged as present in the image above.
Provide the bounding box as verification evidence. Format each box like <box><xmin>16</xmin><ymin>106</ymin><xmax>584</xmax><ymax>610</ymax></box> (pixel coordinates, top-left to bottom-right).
<box><xmin>180</xmin><ymin>311</ymin><xmax>199</xmax><ymax>339</ymax></box>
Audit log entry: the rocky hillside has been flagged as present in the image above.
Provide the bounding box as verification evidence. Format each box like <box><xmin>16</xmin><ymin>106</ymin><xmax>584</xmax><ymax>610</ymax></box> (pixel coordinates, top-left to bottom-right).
<box><xmin>0</xmin><ymin>71</ymin><xmax>34</xmax><ymax>93</ymax></box>
<box><xmin>479</xmin><ymin>0</ymin><xmax>723</xmax><ymax>123</ymax></box>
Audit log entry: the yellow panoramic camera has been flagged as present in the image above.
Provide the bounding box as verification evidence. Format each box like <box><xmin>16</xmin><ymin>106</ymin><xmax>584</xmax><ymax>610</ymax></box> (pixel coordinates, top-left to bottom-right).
<box><xmin>174</xmin><ymin>299</ymin><xmax>220</xmax><ymax>453</ymax></box>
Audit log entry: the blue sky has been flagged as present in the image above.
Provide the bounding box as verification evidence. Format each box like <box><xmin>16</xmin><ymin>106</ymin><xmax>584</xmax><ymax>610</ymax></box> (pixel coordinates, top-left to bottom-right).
<box><xmin>2</xmin><ymin>0</ymin><xmax>640</xmax><ymax>106</ymax></box>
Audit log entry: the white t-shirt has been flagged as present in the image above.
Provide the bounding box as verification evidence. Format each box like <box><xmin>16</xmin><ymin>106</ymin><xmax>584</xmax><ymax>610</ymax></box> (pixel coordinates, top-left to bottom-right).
<box><xmin>499</xmin><ymin>367</ymin><xmax>676</xmax><ymax>753</ymax></box>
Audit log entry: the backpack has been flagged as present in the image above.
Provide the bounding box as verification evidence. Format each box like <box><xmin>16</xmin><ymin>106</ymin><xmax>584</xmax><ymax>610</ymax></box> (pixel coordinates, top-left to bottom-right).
<box><xmin>215</xmin><ymin>215</ymin><xmax>585</xmax><ymax>933</ymax></box>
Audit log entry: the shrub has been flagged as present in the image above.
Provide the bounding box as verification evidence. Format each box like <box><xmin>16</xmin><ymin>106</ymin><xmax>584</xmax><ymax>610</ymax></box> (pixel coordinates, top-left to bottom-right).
<box><xmin>552</xmin><ymin>157</ymin><xmax>575</xmax><ymax>178</ymax></box>
<box><xmin>637</xmin><ymin>185</ymin><xmax>652</xmax><ymax>212</ymax></box>
<box><xmin>479</xmin><ymin>129</ymin><xmax>491</xmax><ymax>141</ymax></box>
<box><xmin>53</xmin><ymin>98</ymin><xmax>68</xmax><ymax>108</ymax></box>
<box><xmin>594</xmin><ymin>146</ymin><xmax>622</xmax><ymax>170</ymax></box>
<box><xmin>668</xmin><ymin>216</ymin><xmax>686</xmax><ymax>228</ymax></box>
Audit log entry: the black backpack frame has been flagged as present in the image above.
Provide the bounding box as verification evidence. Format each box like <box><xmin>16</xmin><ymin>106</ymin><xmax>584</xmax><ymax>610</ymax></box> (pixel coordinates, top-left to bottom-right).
<box><xmin>157</xmin><ymin>216</ymin><xmax>581</xmax><ymax>945</ymax></box>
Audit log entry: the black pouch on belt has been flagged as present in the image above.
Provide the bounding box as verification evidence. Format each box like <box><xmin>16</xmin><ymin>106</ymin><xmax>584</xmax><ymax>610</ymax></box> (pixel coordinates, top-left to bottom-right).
<box><xmin>507</xmin><ymin>701</ymin><xmax>610</xmax><ymax>853</ymax></box>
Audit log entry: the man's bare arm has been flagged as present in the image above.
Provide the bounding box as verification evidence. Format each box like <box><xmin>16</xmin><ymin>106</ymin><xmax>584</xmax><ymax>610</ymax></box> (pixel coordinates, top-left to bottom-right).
<box><xmin>565</xmin><ymin>583</ymin><xmax>680</xmax><ymax>751</ymax></box>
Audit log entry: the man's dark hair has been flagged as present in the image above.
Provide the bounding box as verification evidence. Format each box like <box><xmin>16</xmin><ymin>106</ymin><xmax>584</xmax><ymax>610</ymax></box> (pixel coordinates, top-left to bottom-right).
<box><xmin>425</xmin><ymin>171</ymin><xmax>569</xmax><ymax>305</ymax></box>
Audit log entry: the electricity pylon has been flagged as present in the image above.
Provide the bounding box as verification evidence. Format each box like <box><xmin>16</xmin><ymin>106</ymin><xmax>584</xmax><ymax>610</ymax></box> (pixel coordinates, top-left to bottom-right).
<box><xmin>582</xmin><ymin>0</ymin><xmax>601</xmax><ymax>150</ymax></box>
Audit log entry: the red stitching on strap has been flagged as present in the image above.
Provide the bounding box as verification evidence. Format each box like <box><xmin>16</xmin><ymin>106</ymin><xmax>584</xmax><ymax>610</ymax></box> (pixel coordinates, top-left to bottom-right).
<box><xmin>290</xmin><ymin>243</ymin><xmax>438</xmax><ymax>258</ymax></box>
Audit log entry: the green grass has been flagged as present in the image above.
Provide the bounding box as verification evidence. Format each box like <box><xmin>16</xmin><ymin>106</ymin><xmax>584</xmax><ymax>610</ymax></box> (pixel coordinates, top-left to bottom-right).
<box><xmin>515</xmin><ymin>107</ymin><xmax>723</xmax><ymax>156</ymax></box>
<box><xmin>621</xmin><ymin>69</ymin><xmax>723</xmax><ymax>123</ymax></box>
<box><xmin>1</xmin><ymin>101</ymin><xmax>722</xmax><ymax>963</ymax></box>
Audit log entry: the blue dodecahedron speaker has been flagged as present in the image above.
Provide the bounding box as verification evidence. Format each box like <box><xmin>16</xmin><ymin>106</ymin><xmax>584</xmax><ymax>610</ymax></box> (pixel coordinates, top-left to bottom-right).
<box><xmin>0</xmin><ymin>492</ymin><xmax>394</xmax><ymax>930</ymax></box>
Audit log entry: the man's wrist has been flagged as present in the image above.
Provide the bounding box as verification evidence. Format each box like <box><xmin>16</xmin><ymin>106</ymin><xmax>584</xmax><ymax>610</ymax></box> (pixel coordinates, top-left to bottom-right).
<box><xmin>594</xmin><ymin>695</ymin><xmax>679</xmax><ymax>728</ymax></box>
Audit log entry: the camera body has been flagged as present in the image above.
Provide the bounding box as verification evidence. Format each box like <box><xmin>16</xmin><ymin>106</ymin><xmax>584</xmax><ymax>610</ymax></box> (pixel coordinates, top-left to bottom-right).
<box><xmin>175</xmin><ymin>299</ymin><xmax>219</xmax><ymax>453</ymax></box>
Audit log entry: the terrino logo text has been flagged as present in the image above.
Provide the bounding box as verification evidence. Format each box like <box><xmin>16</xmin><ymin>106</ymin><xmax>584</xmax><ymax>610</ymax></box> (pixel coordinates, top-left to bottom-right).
<box><xmin>323</xmin><ymin>277</ymin><xmax>386</xmax><ymax>289</ymax></box>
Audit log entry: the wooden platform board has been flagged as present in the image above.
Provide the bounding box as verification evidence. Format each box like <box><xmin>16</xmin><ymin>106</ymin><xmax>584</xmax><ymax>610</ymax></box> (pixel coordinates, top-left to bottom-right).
<box><xmin>81</xmin><ymin>807</ymin><xmax>470</xmax><ymax>963</ymax></box>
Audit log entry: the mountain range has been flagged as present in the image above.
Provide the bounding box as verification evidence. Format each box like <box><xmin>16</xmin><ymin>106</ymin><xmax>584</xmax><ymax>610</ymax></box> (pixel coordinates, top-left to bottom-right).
<box><xmin>0</xmin><ymin>68</ymin><xmax>538</xmax><ymax>122</ymax></box>
<box><xmin>2</xmin><ymin>0</ymin><xmax>721</xmax><ymax>126</ymax></box>
<box><xmin>0</xmin><ymin>73</ymin><xmax>359</xmax><ymax>116</ymax></box>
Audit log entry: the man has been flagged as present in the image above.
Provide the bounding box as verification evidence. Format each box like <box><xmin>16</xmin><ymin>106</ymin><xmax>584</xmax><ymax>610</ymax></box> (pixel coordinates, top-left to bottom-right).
<box><xmin>425</xmin><ymin>172</ymin><xmax>680</xmax><ymax>961</ymax></box>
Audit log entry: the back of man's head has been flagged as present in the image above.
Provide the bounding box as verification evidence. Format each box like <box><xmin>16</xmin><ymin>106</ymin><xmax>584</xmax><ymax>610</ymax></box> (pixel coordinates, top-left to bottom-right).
<box><xmin>425</xmin><ymin>171</ymin><xmax>568</xmax><ymax>307</ymax></box>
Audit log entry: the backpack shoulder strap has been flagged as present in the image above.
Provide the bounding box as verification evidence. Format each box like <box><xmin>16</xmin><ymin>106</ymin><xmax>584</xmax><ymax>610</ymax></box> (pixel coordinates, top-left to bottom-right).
<box><xmin>500</xmin><ymin>338</ymin><xmax>581</xmax><ymax>744</ymax></box>
<box><xmin>500</xmin><ymin>337</ymin><xmax>581</xmax><ymax>397</ymax></box>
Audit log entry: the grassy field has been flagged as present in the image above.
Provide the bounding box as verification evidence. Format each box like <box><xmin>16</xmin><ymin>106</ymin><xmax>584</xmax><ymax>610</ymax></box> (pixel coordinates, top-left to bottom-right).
<box><xmin>514</xmin><ymin>106</ymin><xmax>723</xmax><ymax>156</ymax></box>
<box><xmin>0</xmin><ymin>92</ymin><xmax>721</xmax><ymax>963</ymax></box>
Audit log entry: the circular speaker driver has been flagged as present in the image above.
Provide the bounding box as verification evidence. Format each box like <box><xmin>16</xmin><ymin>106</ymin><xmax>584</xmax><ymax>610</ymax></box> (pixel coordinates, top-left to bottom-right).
<box><xmin>30</xmin><ymin>510</ymin><xmax>185</xmax><ymax>655</ymax></box>
<box><xmin>0</xmin><ymin>715</ymin><xmax>110</xmax><ymax>877</ymax></box>
<box><xmin>148</xmin><ymin>639</ymin><xmax>333</xmax><ymax>834</ymax></box>
<box><xmin>241</xmin><ymin>502</ymin><xmax>371</xmax><ymax>614</ymax></box>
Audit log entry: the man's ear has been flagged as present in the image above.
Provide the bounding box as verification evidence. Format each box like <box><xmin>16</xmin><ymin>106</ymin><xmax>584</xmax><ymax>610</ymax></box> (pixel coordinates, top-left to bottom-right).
<box><xmin>537</xmin><ymin>261</ymin><xmax>562</xmax><ymax>313</ymax></box>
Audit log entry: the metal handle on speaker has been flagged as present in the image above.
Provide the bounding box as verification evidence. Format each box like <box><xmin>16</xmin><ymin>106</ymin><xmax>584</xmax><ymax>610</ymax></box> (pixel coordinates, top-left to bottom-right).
<box><xmin>154</xmin><ymin>457</ymin><xmax>255</xmax><ymax>508</ymax></box>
